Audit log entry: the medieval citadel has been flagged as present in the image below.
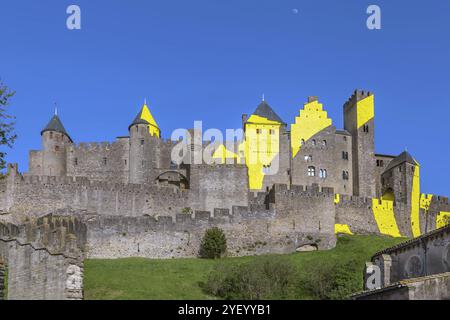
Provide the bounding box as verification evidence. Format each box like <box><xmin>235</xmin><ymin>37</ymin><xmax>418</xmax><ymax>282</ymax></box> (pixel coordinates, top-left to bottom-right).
<box><xmin>0</xmin><ymin>89</ymin><xmax>449</xmax><ymax>299</ymax></box>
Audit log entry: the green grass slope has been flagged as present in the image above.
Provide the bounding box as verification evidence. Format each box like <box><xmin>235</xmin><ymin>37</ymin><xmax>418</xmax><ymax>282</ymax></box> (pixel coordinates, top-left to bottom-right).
<box><xmin>84</xmin><ymin>235</ymin><xmax>406</xmax><ymax>300</ymax></box>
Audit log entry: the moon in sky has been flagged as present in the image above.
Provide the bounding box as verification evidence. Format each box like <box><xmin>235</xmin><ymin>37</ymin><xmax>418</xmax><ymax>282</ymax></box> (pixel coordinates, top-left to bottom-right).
<box><xmin>292</xmin><ymin>8</ymin><xmax>299</xmax><ymax>14</ymax></box>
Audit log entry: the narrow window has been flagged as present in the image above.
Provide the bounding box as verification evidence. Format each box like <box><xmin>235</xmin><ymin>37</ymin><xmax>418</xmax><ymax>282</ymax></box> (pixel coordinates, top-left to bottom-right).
<box><xmin>342</xmin><ymin>171</ymin><xmax>349</xmax><ymax>180</ymax></box>
<box><xmin>269</xmin><ymin>129</ymin><xmax>275</xmax><ymax>135</ymax></box>
<box><xmin>74</xmin><ymin>158</ymin><xmax>78</xmax><ymax>166</ymax></box>
<box><xmin>312</xmin><ymin>139</ymin><xmax>316</xmax><ymax>146</ymax></box>
<box><xmin>301</xmin><ymin>139</ymin><xmax>305</xmax><ymax>146</ymax></box>
<box><xmin>322</xmin><ymin>140</ymin><xmax>327</xmax><ymax>147</ymax></box>
<box><xmin>343</xmin><ymin>136</ymin><xmax>347</xmax><ymax>141</ymax></box>
<box><xmin>308</xmin><ymin>166</ymin><xmax>316</xmax><ymax>177</ymax></box>
<box><xmin>103</xmin><ymin>157</ymin><xmax>107</xmax><ymax>166</ymax></box>
<box><xmin>124</xmin><ymin>159</ymin><xmax>127</xmax><ymax>165</ymax></box>
<box><xmin>55</xmin><ymin>146</ymin><xmax>59</xmax><ymax>152</ymax></box>
<box><xmin>256</xmin><ymin>129</ymin><xmax>262</xmax><ymax>134</ymax></box>
<box><xmin>140</xmin><ymin>139</ymin><xmax>144</xmax><ymax>146</ymax></box>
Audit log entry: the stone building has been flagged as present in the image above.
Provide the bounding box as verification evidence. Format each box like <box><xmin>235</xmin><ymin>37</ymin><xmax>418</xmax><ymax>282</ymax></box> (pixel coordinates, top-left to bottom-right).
<box><xmin>28</xmin><ymin>90</ymin><xmax>381</xmax><ymax>198</ymax></box>
<box><xmin>1</xmin><ymin>89</ymin><xmax>449</xmax><ymax>239</ymax></box>
<box><xmin>1</xmin><ymin>89</ymin><xmax>450</xmax><ymax>300</ymax></box>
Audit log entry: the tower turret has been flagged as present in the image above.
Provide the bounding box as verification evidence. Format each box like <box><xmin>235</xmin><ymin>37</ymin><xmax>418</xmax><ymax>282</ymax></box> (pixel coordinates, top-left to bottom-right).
<box><xmin>243</xmin><ymin>100</ymin><xmax>289</xmax><ymax>191</ymax></box>
<box><xmin>128</xmin><ymin>100</ymin><xmax>161</xmax><ymax>184</ymax></box>
<box><xmin>380</xmin><ymin>151</ymin><xmax>420</xmax><ymax>237</ymax></box>
<box><xmin>344</xmin><ymin>90</ymin><xmax>376</xmax><ymax>197</ymax></box>
<box><xmin>40</xmin><ymin>111</ymin><xmax>72</xmax><ymax>176</ymax></box>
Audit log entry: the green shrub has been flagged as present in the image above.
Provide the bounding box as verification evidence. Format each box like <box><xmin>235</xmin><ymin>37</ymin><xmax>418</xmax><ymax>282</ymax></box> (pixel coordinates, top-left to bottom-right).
<box><xmin>182</xmin><ymin>207</ymin><xmax>193</xmax><ymax>214</ymax></box>
<box><xmin>201</xmin><ymin>257</ymin><xmax>296</xmax><ymax>299</ymax></box>
<box><xmin>199</xmin><ymin>227</ymin><xmax>227</xmax><ymax>259</ymax></box>
<box><xmin>299</xmin><ymin>259</ymin><xmax>360</xmax><ymax>300</ymax></box>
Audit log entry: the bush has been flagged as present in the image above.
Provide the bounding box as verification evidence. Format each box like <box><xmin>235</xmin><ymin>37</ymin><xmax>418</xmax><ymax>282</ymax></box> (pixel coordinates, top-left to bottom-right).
<box><xmin>201</xmin><ymin>257</ymin><xmax>296</xmax><ymax>299</ymax></box>
<box><xmin>199</xmin><ymin>227</ymin><xmax>227</xmax><ymax>259</ymax></box>
<box><xmin>182</xmin><ymin>207</ymin><xmax>193</xmax><ymax>214</ymax></box>
<box><xmin>299</xmin><ymin>259</ymin><xmax>360</xmax><ymax>300</ymax></box>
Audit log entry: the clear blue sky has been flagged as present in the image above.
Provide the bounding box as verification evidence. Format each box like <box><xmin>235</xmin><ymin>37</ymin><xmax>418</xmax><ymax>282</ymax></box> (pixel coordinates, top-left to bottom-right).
<box><xmin>1</xmin><ymin>0</ymin><xmax>449</xmax><ymax>196</ymax></box>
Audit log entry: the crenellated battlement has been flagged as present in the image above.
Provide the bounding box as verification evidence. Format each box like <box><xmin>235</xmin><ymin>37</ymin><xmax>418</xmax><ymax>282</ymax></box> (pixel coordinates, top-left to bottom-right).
<box><xmin>337</xmin><ymin>195</ymin><xmax>372</xmax><ymax>207</ymax></box>
<box><xmin>270</xmin><ymin>183</ymin><xmax>335</xmax><ymax>198</ymax></box>
<box><xmin>70</xmin><ymin>141</ymin><xmax>125</xmax><ymax>152</ymax></box>
<box><xmin>0</xmin><ymin>213</ymin><xmax>86</xmax><ymax>258</ymax></box>
<box><xmin>87</xmin><ymin>205</ymin><xmax>276</xmax><ymax>233</ymax></box>
<box><xmin>17</xmin><ymin>173</ymin><xmax>186</xmax><ymax>195</ymax></box>
<box><xmin>343</xmin><ymin>89</ymin><xmax>373</xmax><ymax>110</ymax></box>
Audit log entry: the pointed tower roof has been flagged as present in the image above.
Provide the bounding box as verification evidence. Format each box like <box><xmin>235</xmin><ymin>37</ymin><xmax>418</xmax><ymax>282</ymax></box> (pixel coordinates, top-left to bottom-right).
<box><xmin>250</xmin><ymin>101</ymin><xmax>285</xmax><ymax>124</ymax></box>
<box><xmin>129</xmin><ymin>101</ymin><xmax>160</xmax><ymax>134</ymax></box>
<box><xmin>384</xmin><ymin>151</ymin><xmax>417</xmax><ymax>172</ymax></box>
<box><xmin>41</xmin><ymin>114</ymin><xmax>72</xmax><ymax>142</ymax></box>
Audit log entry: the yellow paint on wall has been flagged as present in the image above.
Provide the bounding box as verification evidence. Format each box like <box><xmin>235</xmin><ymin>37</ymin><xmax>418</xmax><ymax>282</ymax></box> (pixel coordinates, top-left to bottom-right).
<box><xmin>335</xmin><ymin>224</ymin><xmax>353</xmax><ymax>235</ymax></box>
<box><xmin>334</xmin><ymin>194</ymin><xmax>340</xmax><ymax>204</ymax></box>
<box><xmin>356</xmin><ymin>95</ymin><xmax>375</xmax><ymax>129</ymax></box>
<box><xmin>420</xmin><ymin>194</ymin><xmax>433</xmax><ymax>210</ymax></box>
<box><xmin>212</xmin><ymin>144</ymin><xmax>238</xmax><ymax>163</ymax></box>
<box><xmin>244</xmin><ymin>115</ymin><xmax>281</xmax><ymax>190</ymax></box>
<box><xmin>372</xmin><ymin>198</ymin><xmax>402</xmax><ymax>237</ymax></box>
<box><xmin>381</xmin><ymin>189</ymin><xmax>395</xmax><ymax>201</ymax></box>
<box><xmin>140</xmin><ymin>103</ymin><xmax>160</xmax><ymax>137</ymax></box>
<box><xmin>290</xmin><ymin>100</ymin><xmax>332</xmax><ymax>159</ymax></box>
<box><xmin>410</xmin><ymin>163</ymin><xmax>421</xmax><ymax>238</ymax></box>
<box><xmin>436</xmin><ymin>212</ymin><xmax>450</xmax><ymax>229</ymax></box>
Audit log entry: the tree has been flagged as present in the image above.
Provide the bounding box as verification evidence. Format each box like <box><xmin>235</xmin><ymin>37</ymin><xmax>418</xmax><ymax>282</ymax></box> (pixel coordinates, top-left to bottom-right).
<box><xmin>199</xmin><ymin>227</ymin><xmax>227</xmax><ymax>259</ymax></box>
<box><xmin>0</xmin><ymin>81</ymin><xmax>16</xmax><ymax>170</ymax></box>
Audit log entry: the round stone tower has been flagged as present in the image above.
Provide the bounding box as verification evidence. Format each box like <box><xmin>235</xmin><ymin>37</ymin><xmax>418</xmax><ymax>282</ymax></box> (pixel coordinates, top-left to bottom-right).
<box><xmin>40</xmin><ymin>111</ymin><xmax>73</xmax><ymax>176</ymax></box>
<box><xmin>128</xmin><ymin>100</ymin><xmax>161</xmax><ymax>184</ymax></box>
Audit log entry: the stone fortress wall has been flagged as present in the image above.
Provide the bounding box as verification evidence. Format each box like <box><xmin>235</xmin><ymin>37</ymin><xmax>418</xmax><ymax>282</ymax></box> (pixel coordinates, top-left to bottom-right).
<box><xmin>0</xmin><ymin>214</ymin><xmax>86</xmax><ymax>300</ymax></box>
<box><xmin>86</xmin><ymin>183</ymin><xmax>336</xmax><ymax>259</ymax></box>
<box><xmin>1</xmin><ymin>89</ymin><xmax>450</xmax><ymax>299</ymax></box>
<box><xmin>1</xmin><ymin>163</ymin><xmax>249</xmax><ymax>218</ymax></box>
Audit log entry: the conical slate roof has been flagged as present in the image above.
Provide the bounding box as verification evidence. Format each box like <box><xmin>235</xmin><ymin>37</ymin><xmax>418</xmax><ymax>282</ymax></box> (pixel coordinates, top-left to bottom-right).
<box><xmin>41</xmin><ymin>115</ymin><xmax>72</xmax><ymax>141</ymax></box>
<box><xmin>251</xmin><ymin>101</ymin><xmax>285</xmax><ymax>124</ymax></box>
<box><xmin>128</xmin><ymin>102</ymin><xmax>160</xmax><ymax>134</ymax></box>
<box><xmin>384</xmin><ymin>151</ymin><xmax>417</xmax><ymax>172</ymax></box>
<box><xmin>129</xmin><ymin>110</ymin><xmax>150</xmax><ymax>128</ymax></box>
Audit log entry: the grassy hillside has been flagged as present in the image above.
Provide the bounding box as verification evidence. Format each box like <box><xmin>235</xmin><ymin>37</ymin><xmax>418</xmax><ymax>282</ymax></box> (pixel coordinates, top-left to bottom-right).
<box><xmin>84</xmin><ymin>235</ymin><xmax>406</xmax><ymax>300</ymax></box>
